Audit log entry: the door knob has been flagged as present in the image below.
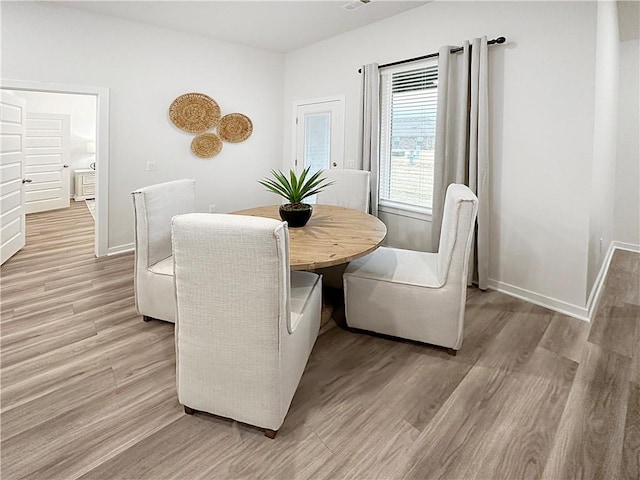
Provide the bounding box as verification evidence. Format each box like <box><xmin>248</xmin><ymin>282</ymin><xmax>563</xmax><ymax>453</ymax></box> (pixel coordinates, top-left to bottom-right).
<box><xmin>22</xmin><ymin>179</ymin><xmax>32</xmax><ymax>183</ymax></box>
<box><xmin>332</xmin><ymin>162</ymin><xmax>337</xmax><ymax>167</ymax></box>
<box><xmin>63</xmin><ymin>164</ymin><xmax>69</xmax><ymax>168</ymax></box>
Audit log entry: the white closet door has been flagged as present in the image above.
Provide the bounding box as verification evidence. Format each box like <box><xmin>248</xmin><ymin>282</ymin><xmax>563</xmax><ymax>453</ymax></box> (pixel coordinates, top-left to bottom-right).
<box><xmin>24</xmin><ymin>112</ymin><xmax>71</xmax><ymax>213</ymax></box>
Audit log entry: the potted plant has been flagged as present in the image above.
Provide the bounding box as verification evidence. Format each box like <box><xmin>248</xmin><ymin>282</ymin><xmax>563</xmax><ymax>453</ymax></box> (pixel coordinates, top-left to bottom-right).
<box><xmin>259</xmin><ymin>167</ymin><xmax>333</xmax><ymax>227</ymax></box>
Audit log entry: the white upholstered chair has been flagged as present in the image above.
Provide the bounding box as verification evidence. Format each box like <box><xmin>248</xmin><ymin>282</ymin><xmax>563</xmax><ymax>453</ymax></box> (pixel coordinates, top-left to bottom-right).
<box><xmin>171</xmin><ymin>213</ymin><xmax>322</xmax><ymax>438</ymax></box>
<box><xmin>315</xmin><ymin>168</ymin><xmax>371</xmax><ymax>288</ymax></box>
<box><xmin>343</xmin><ymin>184</ymin><xmax>478</xmax><ymax>354</ymax></box>
<box><xmin>315</xmin><ymin>168</ymin><xmax>371</xmax><ymax>212</ymax></box>
<box><xmin>131</xmin><ymin>179</ymin><xmax>195</xmax><ymax>323</ymax></box>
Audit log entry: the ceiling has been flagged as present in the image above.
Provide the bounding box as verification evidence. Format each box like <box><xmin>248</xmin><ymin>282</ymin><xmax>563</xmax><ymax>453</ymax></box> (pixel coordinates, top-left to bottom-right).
<box><xmin>53</xmin><ymin>1</ymin><xmax>429</xmax><ymax>53</ymax></box>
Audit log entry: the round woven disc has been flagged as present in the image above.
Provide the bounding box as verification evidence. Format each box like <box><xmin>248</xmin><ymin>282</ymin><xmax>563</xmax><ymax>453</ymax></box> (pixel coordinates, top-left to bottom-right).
<box><xmin>217</xmin><ymin>113</ymin><xmax>253</xmax><ymax>143</ymax></box>
<box><xmin>169</xmin><ymin>93</ymin><xmax>221</xmax><ymax>134</ymax></box>
<box><xmin>191</xmin><ymin>133</ymin><xmax>223</xmax><ymax>158</ymax></box>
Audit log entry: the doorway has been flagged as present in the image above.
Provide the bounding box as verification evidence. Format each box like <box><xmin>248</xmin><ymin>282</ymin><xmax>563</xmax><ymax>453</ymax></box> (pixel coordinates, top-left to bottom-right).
<box><xmin>1</xmin><ymin>80</ymin><xmax>110</xmax><ymax>257</ymax></box>
<box><xmin>10</xmin><ymin>95</ymin><xmax>91</xmax><ymax>213</ymax></box>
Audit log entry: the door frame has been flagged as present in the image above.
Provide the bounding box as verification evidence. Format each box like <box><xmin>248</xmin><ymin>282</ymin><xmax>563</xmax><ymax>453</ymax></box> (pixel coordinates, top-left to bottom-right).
<box><xmin>0</xmin><ymin>79</ymin><xmax>110</xmax><ymax>257</ymax></box>
<box><xmin>291</xmin><ymin>94</ymin><xmax>345</xmax><ymax>173</ymax></box>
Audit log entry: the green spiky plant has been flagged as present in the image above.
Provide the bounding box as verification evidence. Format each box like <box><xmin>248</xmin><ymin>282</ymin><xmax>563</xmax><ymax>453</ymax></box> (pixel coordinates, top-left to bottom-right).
<box><xmin>259</xmin><ymin>167</ymin><xmax>333</xmax><ymax>209</ymax></box>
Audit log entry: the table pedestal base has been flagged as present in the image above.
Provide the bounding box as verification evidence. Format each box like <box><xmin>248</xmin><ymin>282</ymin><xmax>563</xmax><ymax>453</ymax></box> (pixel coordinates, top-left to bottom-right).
<box><xmin>319</xmin><ymin>286</ymin><xmax>346</xmax><ymax>335</ymax></box>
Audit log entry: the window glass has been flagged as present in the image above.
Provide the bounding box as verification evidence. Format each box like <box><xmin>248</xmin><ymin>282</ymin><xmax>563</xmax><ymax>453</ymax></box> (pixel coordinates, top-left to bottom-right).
<box><xmin>379</xmin><ymin>61</ymin><xmax>438</xmax><ymax>211</ymax></box>
<box><xmin>303</xmin><ymin>112</ymin><xmax>331</xmax><ymax>173</ymax></box>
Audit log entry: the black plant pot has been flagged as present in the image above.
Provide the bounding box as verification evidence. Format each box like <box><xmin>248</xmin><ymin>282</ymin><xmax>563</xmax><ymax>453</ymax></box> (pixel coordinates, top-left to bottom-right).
<box><xmin>279</xmin><ymin>203</ymin><xmax>312</xmax><ymax>228</ymax></box>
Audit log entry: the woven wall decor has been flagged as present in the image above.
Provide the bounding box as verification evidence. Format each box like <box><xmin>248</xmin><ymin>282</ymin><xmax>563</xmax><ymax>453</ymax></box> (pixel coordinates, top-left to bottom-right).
<box><xmin>169</xmin><ymin>93</ymin><xmax>221</xmax><ymax>134</ymax></box>
<box><xmin>191</xmin><ymin>133</ymin><xmax>223</xmax><ymax>158</ymax></box>
<box><xmin>217</xmin><ymin>113</ymin><xmax>253</xmax><ymax>143</ymax></box>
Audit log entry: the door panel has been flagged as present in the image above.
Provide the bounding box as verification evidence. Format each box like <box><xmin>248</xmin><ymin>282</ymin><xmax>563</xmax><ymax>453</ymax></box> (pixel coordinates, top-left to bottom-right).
<box><xmin>26</xmin><ymin>170</ymin><xmax>62</xmax><ymax>182</ymax></box>
<box><xmin>24</xmin><ymin>113</ymin><xmax>70</xmax><ymax>213</ymax></box>
<box><xmin>26</xmin><ymin>136</ymin><xmax>62</xmax><ymax>148</ymax></box>
<box><xmin>1</xmin><ymin>164</ymin><xmax>21</xmax><ymax>188</ymax></box>
<box><xmin>2</xmin><ymin>215</ymin><xmax>21</xmax><ymax>242</ymax></box>
<box><xmin>1</xmin><ymin>134</ymin><xmax>21</xmax><ymax>152</ymax></box>
<box><xmin>25</xmin><ymin>187</ymin><xmax>67</xmax><ymax>203</ymax></box>
<box><xmin>1</xmin><ymin>189</ymin><xmax>21</xmax><ymax>212</ymax></box>
<box><xmin>23</xmin><ymin>153</ymin><xmax>60</xmax><ymax>166</ymax></box>
<box><xmin>1</xmin><ymin>100</ymin><xmax>22</xmax><ymax>123</ymax></box>
<box><xmin>0</xmin><ymin>92</ymin><xmax>26</xmax><ymax>265</ymax></box>
<box><xmin>28</xmin><ymin>118</ymin><xmax>63</xmax><ymax>130</ymax></box>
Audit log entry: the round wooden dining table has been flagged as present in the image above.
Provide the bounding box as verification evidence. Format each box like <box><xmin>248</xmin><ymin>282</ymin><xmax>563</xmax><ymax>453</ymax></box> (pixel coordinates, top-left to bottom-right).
<box><xmin>232</xmin><ymin>204</ymin><xmax>387</xmax><ymax>271</ymax></box>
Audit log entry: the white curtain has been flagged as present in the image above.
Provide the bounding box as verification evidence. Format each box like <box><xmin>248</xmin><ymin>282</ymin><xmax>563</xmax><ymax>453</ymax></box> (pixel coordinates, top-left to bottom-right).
<box><xmin>358</xmin><ymin>63</ymin><xmax>380</xmax><ymax>216</ymax></box>
<box><xmin>431</xmin><ymin>37</ymin><xmax>489</xmax><ymax>289</ymax></box>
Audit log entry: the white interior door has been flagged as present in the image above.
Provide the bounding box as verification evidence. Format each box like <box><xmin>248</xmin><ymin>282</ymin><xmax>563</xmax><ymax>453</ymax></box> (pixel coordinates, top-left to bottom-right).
<box><xmin>295</xmin><ymin>97</ymin><xmax>345</xmax><ymax>174</ymax></box>
<box><xmin>24</xmin><ymin>113</ymin><xmax>71</xmax><ymax>213</ymax></box>
<box><xmin>0</xmin><ymin>92</ymin><xmax>27</xmax><ymax>265</ymax></box>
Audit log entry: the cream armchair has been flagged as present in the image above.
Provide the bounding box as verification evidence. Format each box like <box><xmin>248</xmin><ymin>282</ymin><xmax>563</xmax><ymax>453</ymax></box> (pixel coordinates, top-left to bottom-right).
<box><xmin>343</xmin><ymin>184</ymin><xmax>478</xmax><ymax>354</ymax></box>
<box><xmin>131</xmin><ymin>179</ymin><xmax>195</xmax><ymax>323</ymax></box>
<box><xmin>316</xmin><ymin>168</ymin><xmax>371</xmax><ymax>212</ymax></box>
<box><xmin>171</xmin><ymin>213</ymin><xmax>322</xmax><ymax>438</ymax></box>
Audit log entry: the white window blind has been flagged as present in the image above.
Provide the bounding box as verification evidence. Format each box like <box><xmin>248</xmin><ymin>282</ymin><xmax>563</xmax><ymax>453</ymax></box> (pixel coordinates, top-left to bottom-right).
<box><xmin>379</xmin><ymin>60</ymin><xmax>438</xmax><ymax>211</ymax></box>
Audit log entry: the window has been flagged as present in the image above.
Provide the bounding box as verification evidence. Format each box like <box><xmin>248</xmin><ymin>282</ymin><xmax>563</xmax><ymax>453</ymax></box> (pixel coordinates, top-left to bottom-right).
<box><xmin>379</xmin><ymin>60</ymin><xmax>438</xmax><ymax>214</ymax></box>
<box><xmin>303</xmin><ymin>113</ymin><xmax>331</xmax><ymax>173</ymax></box>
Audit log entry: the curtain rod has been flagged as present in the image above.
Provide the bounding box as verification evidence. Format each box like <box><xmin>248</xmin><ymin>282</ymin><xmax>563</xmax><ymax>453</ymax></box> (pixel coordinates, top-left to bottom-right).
<box><xmin>357</xmin><ymin>36</ymin><xmax>506</xmax><ymax>73</ymax></box>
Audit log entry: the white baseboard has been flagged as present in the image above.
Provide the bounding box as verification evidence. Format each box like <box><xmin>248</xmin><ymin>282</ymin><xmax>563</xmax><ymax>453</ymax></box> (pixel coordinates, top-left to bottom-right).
<box><xmin>488</xmin><ymin>243</ymin><xmax>640</xmax><ymax>323</ymax></box>
<box><xmin>585</xmin><ymin>241</ymin><xmax>640</xmax><ymax>320</ymax></box>
<box><xmin>486</xmin><ymin>279</ymin><xmax>589</xmax><ymax>322</ymax></box>
<box><xmin>106</xmin><ymin>243</ymin><xmax>134</xmax><ymax>256</ymax></box>
<box><xmin>585</xmin><ymin>242</ymin><xmax>616</xmax><ymax>321</ymax></box>
<box><xmin>611</xmin><ymin>241</ymin><xmax>640</xmax><ymax>253</ymax></box>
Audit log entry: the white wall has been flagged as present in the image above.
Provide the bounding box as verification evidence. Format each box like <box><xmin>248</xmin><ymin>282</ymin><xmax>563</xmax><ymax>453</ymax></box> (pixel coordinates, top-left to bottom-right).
<box><xmin>284</xmin><ymin>1</ymin><xmax>598</xmax><ymax>311</ymax></box>
<box><xmin>8</xmin><ymin>90</ymin><xmax>97</xmax><ymax>196</ymax></box>
<box><xmin>587</xmin><ymin>0</ymin><xmax>620</xmax><ymax>293</ymax></box>
<box><xmin>1</xmin><ymin>2</ymin><xmax>284</xmax><ymax>250</ymax></box>
<box><xmin>614</xmin><ymin>38</ymin><xmax>640</xmax><ymax>247</ymax></box>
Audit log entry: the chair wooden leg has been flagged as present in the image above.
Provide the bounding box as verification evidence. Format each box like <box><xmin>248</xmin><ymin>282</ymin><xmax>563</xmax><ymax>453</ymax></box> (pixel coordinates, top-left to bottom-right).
<box><xmin>184</xmin><ymin>406</ymin><xmax>195</xmax><ymax>415</ymax></box>
<box><xmin>446</xmin><ymin>348</ymin><xmax>457</xmax><ymax>356</ymax></box>
<box><xmin>264</xmin><ymin>429</ymin><xmax>278</xmax><ymax>439</ymax></box>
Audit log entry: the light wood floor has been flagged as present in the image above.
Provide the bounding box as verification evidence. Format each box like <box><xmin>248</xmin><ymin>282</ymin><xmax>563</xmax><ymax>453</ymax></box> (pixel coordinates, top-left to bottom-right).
<box><xmin>1</xmin><ymin>202</ymin><xmax>638</xmax><ymax>479</ymax></box>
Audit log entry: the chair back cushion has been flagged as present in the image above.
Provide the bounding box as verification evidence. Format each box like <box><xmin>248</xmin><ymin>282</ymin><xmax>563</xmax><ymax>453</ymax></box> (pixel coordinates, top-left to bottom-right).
<box><xmin>316</xmin><ymin>169</ymin><xmax>371</xmax><ymax>212</ymax></box>
<box><xmin>436</xmin><ymin>184</ymin><xmax>479</xmax><ymax>285</ymax></box>
<box><xmin>132</xmin><ymin>179</ymin><xmax>195</xmax><ymax>268</ymax></box>
<box><xmin>171</xmin><ymin>213</ymin><xmax>290</xmax><ymax>423</ymax></box>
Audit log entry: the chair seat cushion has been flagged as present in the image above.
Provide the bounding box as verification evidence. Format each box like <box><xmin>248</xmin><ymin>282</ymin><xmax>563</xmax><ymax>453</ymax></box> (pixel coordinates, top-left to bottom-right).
<box><xmin>345</xmin><ymin>246</ymin><xmax>443</xmax><ymax>288</ymax></box>
<box><xmin>290</xmin><ymin>270</ymin><xmax>321</xmax><ymax>331</ymax></box>
<box><xmin>149</xmin><ymin>256</ymin><xmax>174</xmax><ymax>276</ymax></box>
